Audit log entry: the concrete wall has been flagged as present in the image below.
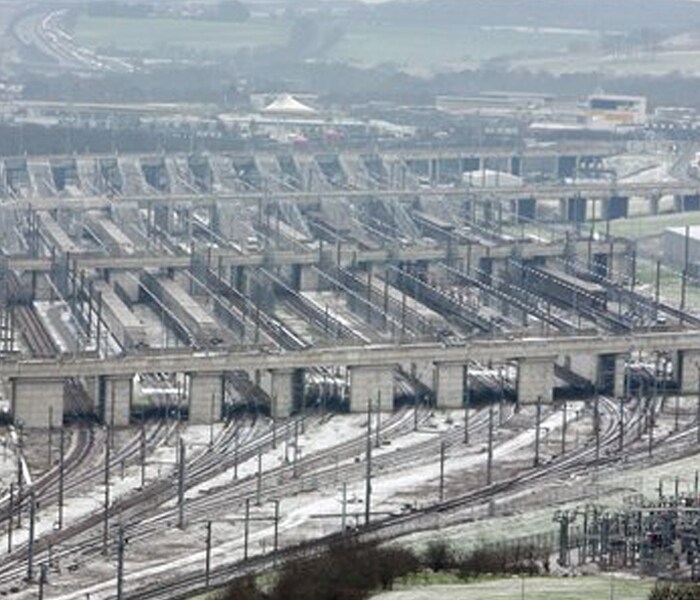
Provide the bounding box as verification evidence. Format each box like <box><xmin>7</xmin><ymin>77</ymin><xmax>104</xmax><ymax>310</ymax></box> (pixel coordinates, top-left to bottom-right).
<box><xmin>349</xmin><ymin>365</ymin><xmax>394</xmax><ymax>413</ymax></box>
<box><xmin>269</xmin><ymin>369</ymin><xmax>296</xmax><ymax>418</ymax></box>
<box><xmin>614</xmin><ymin>354</ymin><xmax>626</xmax><ymax>398</ymax></box>
<box><xmin>102</xmin><ymin>375</ymin><xmax>133</xmax><ymax>427</ymax></box>
<box><xmin>435</xmin><ymin>362</ymin><xmax>465</xmax><ymax>409</ymax></box>
<box><xmin>679</xmin><ymin>349</ymin><xmax>700</xmax><ymax>394</ymax></box>
<box><xmin>12</xmin><ymin>378</ymin><xmax>64</xmax><ymax>428</ymax></box>
<box><xmin>188</xmin><ymin>372</ymin><xmax>222</xmax><ymax>424</ymax></box>
<box><xmin>517</xmin><ymin>357</ymin><xmax>554</xmax><ymax>404</ymax></box>
<box><xmin>299</xmin><ymin>265</ymin><xmax>319</xmax><ymax>291</ymax></box>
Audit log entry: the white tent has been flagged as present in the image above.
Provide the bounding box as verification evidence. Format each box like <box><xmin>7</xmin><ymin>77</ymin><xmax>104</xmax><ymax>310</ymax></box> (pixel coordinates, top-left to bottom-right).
<box><xmin>261</xmin><ymin>94</ymin><xmax>317</xmax><ymax>117</ymax></box>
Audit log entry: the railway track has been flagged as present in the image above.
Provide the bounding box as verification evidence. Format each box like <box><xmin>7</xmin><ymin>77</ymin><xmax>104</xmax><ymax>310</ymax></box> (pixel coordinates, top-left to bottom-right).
<box><xmin>14</xmin><ymin>304</ymin><xmax>57</xmax><ymax>357</ymax></box>
<box><xmin>0</xmin><ymin>419</ymin><xmax>172</xmax><ymax>545</ymax></box>
<box><xmin>2</xmin><ymin>404</ymin><xmax>516</xmax><ymax>593</ymax></box>
<box><xmin>123</xmin><ymin>396</ymin><xmax>670</xmax><ymax>600</ymax></box>
<box><xmin>0</xmin><ymin>409</ymin><xmax>419</xmax><ymax>588</ymax></box>
<box><xmin>3</xmin><ymin>393</ymin><xmax>692</xmax><ymax>598</ymax></box>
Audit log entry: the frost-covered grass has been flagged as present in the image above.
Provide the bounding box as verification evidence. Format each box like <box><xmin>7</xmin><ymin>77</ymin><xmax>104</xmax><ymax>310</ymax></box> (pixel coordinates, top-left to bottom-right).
<box><xmin>371</xmin><ymin>575</ymin><xmax>654</xmax><ymax>600</ymax></box>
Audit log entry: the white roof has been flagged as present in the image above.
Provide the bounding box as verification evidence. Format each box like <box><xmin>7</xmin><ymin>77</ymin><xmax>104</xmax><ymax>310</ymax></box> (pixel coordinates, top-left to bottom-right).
<box><xmin>262</xmin><ymin>94</ymin><xmax>317</xmax><ymax>116</ymax></box>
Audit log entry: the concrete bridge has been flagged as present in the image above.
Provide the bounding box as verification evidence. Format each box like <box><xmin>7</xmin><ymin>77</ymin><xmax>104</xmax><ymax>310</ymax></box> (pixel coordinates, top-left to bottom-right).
<box><xmin>5</xmin><ymin>180</ymin><xmax>699</xmax><ymax>230</ymax></box>
<box><xmin>4</xmin><ymin>237</ymin><xmax>629</xmax><ymax>274</ymax></box>
<box><xmin>4</xmin><ymin>329</ymin><xmax>699</xmax><ymax>428</ymax></box>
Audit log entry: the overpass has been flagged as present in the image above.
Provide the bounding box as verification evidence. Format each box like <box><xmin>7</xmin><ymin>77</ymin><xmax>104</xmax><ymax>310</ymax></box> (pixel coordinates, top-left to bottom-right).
<box><xmin>4</xmin><ymin>180</ymin><xmax>698</xmax><ymax>212</ymax></box>
<box><xmin>4</xmin><ymin>328</ymin><xmax>700</xmax><ymax>428</ymax></box>
<box><xmin>0</xmin><ymin>142</ymin><xmax>623</xmax><ymax>165</ymax></box>
<box><xmin>4</xmin><ymin>237</ymin><xmax>629</xmax><ymax>273</ymax></box>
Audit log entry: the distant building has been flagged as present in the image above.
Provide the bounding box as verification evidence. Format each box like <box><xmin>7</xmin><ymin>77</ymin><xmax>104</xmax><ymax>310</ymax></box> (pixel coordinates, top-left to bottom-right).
<box><xmin>586</xmin><ymin>94</ymin><xmax>647</xmax><ymax>130</ymax></box>
<box><xmin>436</xmin><ymin>92</ymin><xmax>559</xmax><ymax>118</ymax></box>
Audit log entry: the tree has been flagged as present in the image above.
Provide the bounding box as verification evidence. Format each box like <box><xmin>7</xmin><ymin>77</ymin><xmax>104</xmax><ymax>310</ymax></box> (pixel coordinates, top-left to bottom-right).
<box><xmin>216</xmin><ymin>1</ymin><xmax>250</xmax><ymax>22</ymax></box>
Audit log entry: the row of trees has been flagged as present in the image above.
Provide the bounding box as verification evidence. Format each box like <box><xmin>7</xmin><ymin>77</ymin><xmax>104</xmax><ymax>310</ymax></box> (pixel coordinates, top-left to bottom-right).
<box><xmin>216</xmin><ymin>538</ymin><xmax>700</xmax><ymax>600</ymax></box>
<box><xmin>651</xmin><ymin>584</ymin><xmax>700</xmax><ymax>599</ymax></box>
<box><xmin>218</xmin><ymin>539</ymin><xmax>549</xmax><ymax>600</ymax></box>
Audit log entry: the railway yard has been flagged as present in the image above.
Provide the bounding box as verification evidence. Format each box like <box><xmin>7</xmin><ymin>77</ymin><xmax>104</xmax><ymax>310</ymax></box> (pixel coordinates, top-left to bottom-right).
<box><xmin>0</xmin><ymin>144</ymin><xmax>698</xmax><ymax>598</ymax></box>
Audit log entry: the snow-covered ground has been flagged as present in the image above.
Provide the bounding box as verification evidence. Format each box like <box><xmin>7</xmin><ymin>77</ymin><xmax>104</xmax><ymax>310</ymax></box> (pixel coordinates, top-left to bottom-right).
<box><xmin>4</xmin><ymin>401</ymin><xmax>698</xmax><ymax>599</ymax></box>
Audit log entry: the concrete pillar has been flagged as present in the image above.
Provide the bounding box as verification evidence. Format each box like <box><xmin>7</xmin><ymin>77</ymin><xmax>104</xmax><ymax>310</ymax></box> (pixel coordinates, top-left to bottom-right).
<box><xmin>102</xmin><ymin>375</ymin><xmax>133</xmax><ymax>427</ymax></box>
<box><xmin>188</xmin><ymin>372</ymin><xmax>222</xmax><ymax>424</ymax></box>
<box><xmin>679</xmin><ymin>349</ymin><xmax>700</xmax><ymax>393</ymax></box>
<box><xmin>11</xmin><ymin>378</ymin><xmax>64</xmax><ymax>428</ymax></box>
<box><xmin>614</xmin><ymin>354</ymin><xmax>626</xmax><ymax>398</ymax></box>
<box><xmin>649</xmin><ymin>194</ymin><xmax>660</xmax><ymax>216</ymax></box>
<box><xmin>269</xmin><ymin>369</ymin><xmax>297</xmax><ymax>418</ymax></box>
<box><xmin>349</xmin><ymin>365</ymin><xmax>394</xmax><ymax>413</ymax></box>
<box><xmin>299</xmin><ymin>265</ymin><xmax>319</xmax><ymax>291</ymax></box>
<box><xmin>435</xmin><ymin>362</ymin><xmax>465</xmax><ymax>409</ymax></box>
<box><xmin>517</xmin><ymin>357</ymin><xmax>554</xmax><ymax>404</ymax></box>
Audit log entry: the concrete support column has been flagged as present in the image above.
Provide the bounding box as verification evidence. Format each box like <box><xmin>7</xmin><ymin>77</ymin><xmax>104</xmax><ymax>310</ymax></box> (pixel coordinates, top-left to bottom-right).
<box><xmin>517</xmin><ymin>357</ymin><xmax>555</xmax><ymax>404</ymax></box>
<box><xmin>435</xmin><ymin>362</ymin><xmax>465</xmax><ymax>409</ymax></box>
<box><xmin>614</xmin><ymin>354</ymin><xmax>626</xmax><ymax>398</ymax></box>
<box><xmin>103</xmin><ymin>375</ymin><xmax>133</xmax><ymax>427</ymax></box>
<box><xmin>188</xmin><ymin>372</ymin><xmax>223</xmax><ymax>424</ymax></box>
<box><xmin>349</xmin><ymin>365</ymin><xmax>394</xmax><ymax>413</ymax></box>
<box><xmin>679</xmin><ymin>350</ymin><xmax>700</xmax><ymax>393</ymax></box>
<box><xmin>649</xmin><ymin>194</ymin><xmax>660</xmax><ymax>216</ymax></box>
<box><xmin>299</xmin><ymin>265</ymin><xmax>319</xmax><ymax>291</ymax></box>
<box><xmin>11</xmin><ymin>378</ymin><xmax>64</xmax><ymax>428</ymax></box>
<box><xmin>268</xmin><ymin>369</ymin><xmax>298</xmax><ymax>419</ymax></box>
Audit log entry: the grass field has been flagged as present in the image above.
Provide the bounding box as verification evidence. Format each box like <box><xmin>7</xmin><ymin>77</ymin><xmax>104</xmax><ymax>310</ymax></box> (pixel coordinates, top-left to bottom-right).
<box><xmin>324</xmin><ymin>24</ymin><xmax>586</xmax><ymax>68</ymax></box>
<box><xmin>73</xmin><ymin>15</ymin><xmax>289</xmax><ymax>54</ymax></box>
<box><xmin>72</xmin><ymin>15</ymin><xmax>588</xmax><ymax>68</ymax></box>
<box><xmin>607</xmin><ymin>212</ymin><xmax>700</xmax><ymax>240</ymax></box>
<box><xmin>372</xmin><ymin>576</ymin><xmax>655</xmax><ymax>600</ymax></box>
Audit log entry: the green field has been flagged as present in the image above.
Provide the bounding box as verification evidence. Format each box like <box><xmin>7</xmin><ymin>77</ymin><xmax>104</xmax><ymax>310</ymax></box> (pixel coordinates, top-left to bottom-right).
<box><xmin>73</xmin><ymin>15</ymin><xmax>289</xmax><ymax>54</ymax></box>
<box><xmin>607</xmin><ymin>212</ymin><xmax>700</xmax><ymax>240</ymax></box>
<box><xmin>372</xmin><ymin>576</ymin><xmax>655</xmax><ymax>600</ymax></box>
<box><xmin>325</xmin><ymin>24</ymin><xmax>587</xmax><ymax>69</ymax></box>
<box><xmin>72</xmin><ymin>15</ymin><xmax>589</xmax><ymax>68</ymax></box>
